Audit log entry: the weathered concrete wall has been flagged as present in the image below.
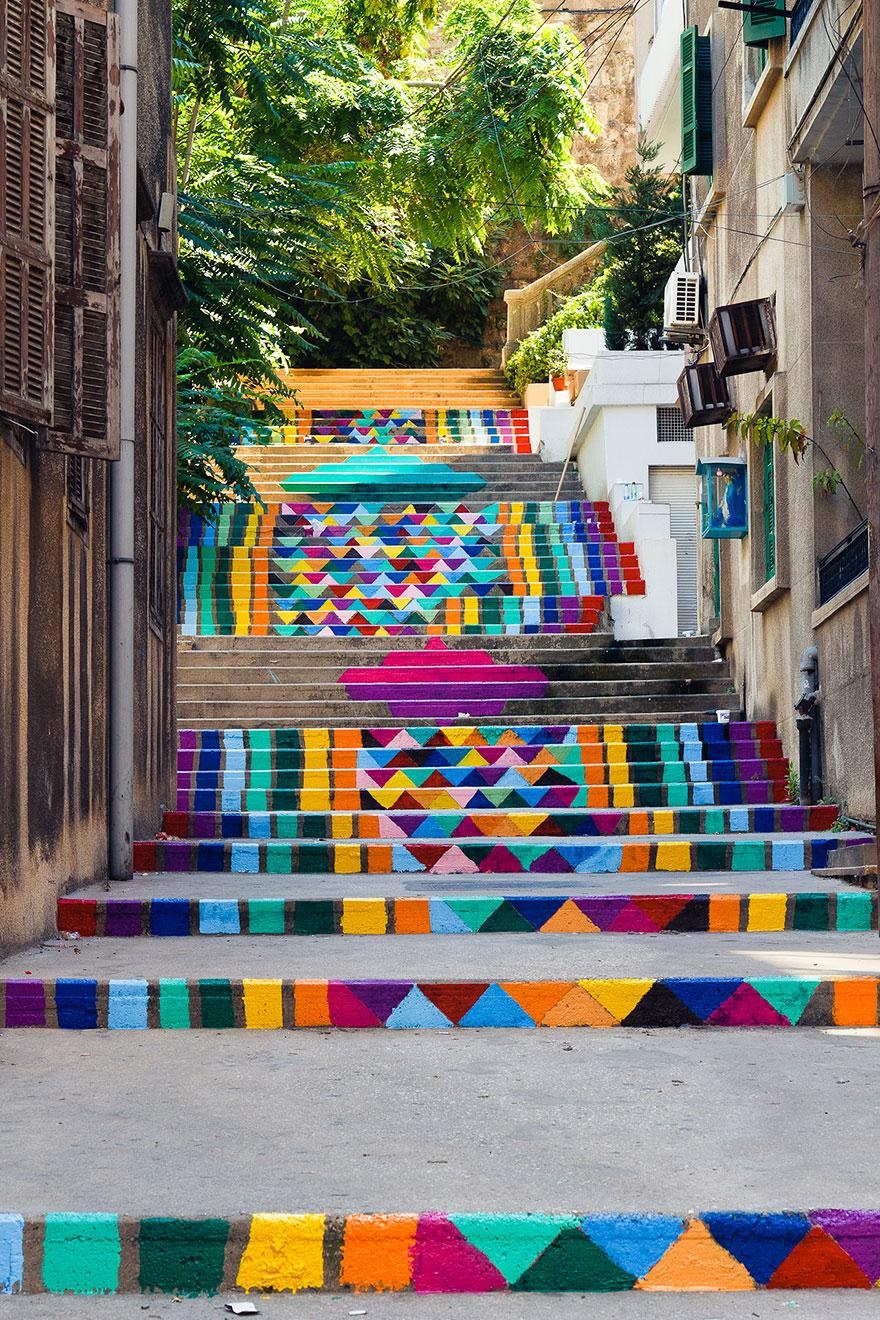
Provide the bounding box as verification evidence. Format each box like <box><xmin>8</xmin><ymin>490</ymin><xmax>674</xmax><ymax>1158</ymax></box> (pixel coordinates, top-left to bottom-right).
<box><xmin>688</xmin><ymin>13</ymin><xmax>873</xmax><ymax>820</ymax></box>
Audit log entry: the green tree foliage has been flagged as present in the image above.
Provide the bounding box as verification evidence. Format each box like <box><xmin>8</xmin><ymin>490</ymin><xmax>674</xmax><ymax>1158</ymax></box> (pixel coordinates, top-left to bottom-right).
<box><xmin>589</xmin><ymin>140</ymin><xmax>682</xmax><ymax>350</ymax></box>
<box><xmin>504</xmin><ymin>280</ymin><xmax>606</xmax><ymax>396</ymax></box>
<box><xmin>173</xmin><ymin>0</ymin><xmax>605</xmax><ymax>511</ymax></box>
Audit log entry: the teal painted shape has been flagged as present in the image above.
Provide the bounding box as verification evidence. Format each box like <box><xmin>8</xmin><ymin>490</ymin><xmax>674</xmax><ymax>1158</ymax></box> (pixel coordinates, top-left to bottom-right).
<box><xmin>747</xmin><ymin>978</ymin><xmax>821</xmax><ymax>1024</ymax></box>
<box><xmin>459</xmin><ymin>983</ymin><xmax>535</xmax><ymax>1028</ymax></box>
<box><xmin>386</xmin><ymin>986</ymin><xmax>453</xmax><ymax>1028</ymax></box>
<box><xmin>0</xmin><ymin>1215</ymin><xmax>24</xmax><ymax>1294</ymax></box>
<box><xmin>450</xmin><ymin>1215</ymin><xmax>578</xmax><ymax>1284</ymax></box>
<box><xmin>836</xmin><ymin>890</ymin><xmax>874</xmax><ymax>931</ymax></box>
<box><xmin>445</xmin><ymin>898</ymin><xmax>505</xmax><ymax>931</ymax></box>
<box><xmin>281</xmin><ymin>449</ymin><xmax>486</xmax><ymax>500</ymax></box>
<box><xmin>42</xmin><ymin>1214</ymin><xmax>121</xmax><ymax>1294</ymax></box>
<box><xmin>428</xmin><ymin>900</ymin><xmax>473</xmax><ymax>933</ymax></box>
<box><xmin>580</xmin><ymin>1215</ymin><xmax>685</xmax><ymax>1278</ymax></box>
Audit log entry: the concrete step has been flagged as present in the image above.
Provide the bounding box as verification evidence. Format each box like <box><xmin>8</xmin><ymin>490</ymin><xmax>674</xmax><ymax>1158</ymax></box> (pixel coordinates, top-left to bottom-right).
<box><xmin>176</xmin><ymin>634</ymin><xmax>718</xmax><ymax>657</ymax></box>
<box><xmin>131</xmin><ymin>831</ymin><xmax>857</xmax><ymax>875</ymax></box>
<box><xmin>176</xmin><ymin>664</ymin><xmax>731</xmax><ymax>689</ymax></box>
<box><xmin>176</xmin><ymin>697</ymin><xmax>743</xmax><ymax>724</ymax></box>
<box><xmin>57</xmin><ymin>886</ymin><xmax>875</xmax><ymax>938</ymax></box>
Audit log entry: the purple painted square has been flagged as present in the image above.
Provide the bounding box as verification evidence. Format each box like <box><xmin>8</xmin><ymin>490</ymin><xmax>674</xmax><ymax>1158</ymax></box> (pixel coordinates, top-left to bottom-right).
<box><xmin>165</xmin><ymin>842</ymin><xmax>193</xmax><ymax>872</ymax></box>
<box><xmin>104</xmin><ymin>901</ymin><xmax>144</xmax><ymax>937</ymax></box>
<box><xmin>5</xmin><ymin>980</ymin><xmax>46</xmax><ymax>1027</ymax></box>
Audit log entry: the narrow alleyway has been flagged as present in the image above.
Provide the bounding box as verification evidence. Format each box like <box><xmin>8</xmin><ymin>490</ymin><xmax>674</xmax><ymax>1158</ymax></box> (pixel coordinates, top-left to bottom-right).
<box><xmin>2</xmin><ymin>369</ymin><xmax>880</xmax><ymax>1305</ymax></box>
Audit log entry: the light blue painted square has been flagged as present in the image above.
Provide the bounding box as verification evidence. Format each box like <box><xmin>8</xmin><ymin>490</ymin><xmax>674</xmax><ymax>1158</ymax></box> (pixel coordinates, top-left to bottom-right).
<box><xmin>107</xmin><ymin>980</ymin><xmax>148</xmax><ymax>1030</ymax></box>
<box><xmin>689</xmin><ymin>761</ymin><xmax>708</xmax><ymax>782</ymax></box>
<box><xmin>392</xmin><ymin>844</ymin><xmax>426</xmax><ymax>872</ymax></box>
<box><xmin>0</xmin><ymin>1215</ymin><xmax>24</xmax><ymax>1293</ymax></box>
<box><xmin>570</xmin><ymin>843</ymin><xmax>623</xmax><ymax>874</ymax></box>
<box><xmin>772</xmin><ymin>840</ymin><xmax>805</xmax><ymax>871</ymax></box>
<box><xmin>223</xmin><ymin>729</ymin><xmax>244</xmax><ymax>749</ymax></box>
<box><xmin>222</xmin><ymin>771</ymin><xmax>246</xmax><ymax>793</ymax></box>
<box><xmin>679</xmin><ymin>723</ymin><xmax>699</xmax><ymax>742</ymax></box>
<box><xmin>221</xmin><ymin>789</ymin><xmax>242</xmax><ymax>812</ymax></box>
<box><xmin>199</xmin><ymin>900</ymin><xmax>241</xmax><ymax>934</ymax></box>
<box><xmin>682</xmin><ymin>742</ymin><xmax>702</xmax><ymax>762</ymax></box>
<box><xmin>230</xmin><ymin>842</ymin><xmax>260</xmax><ymax>873</ymax></box>
<box><xmin>692</xmin><ymin>783</ymin><xmax>715</xmax><ymax>805</ymax></box>
<box><xmin>728</xmin><ymin>807</ymin><xmax>750</xmax><ymax>832</ymax></box>
<box><xmin>225</xmin><ymin>748</ymin><xmax>246</xmax><ymax>773</ymax></box>
<box><xmin>247</xmin><ymin>813</ymin><xmax>272</xmax><ymax>839</ymax></box>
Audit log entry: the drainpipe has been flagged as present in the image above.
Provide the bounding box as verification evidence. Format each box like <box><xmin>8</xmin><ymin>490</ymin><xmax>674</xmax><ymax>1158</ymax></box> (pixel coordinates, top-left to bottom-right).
<box><xmin>108</xmin><ymin>0</ymin><xmax>137</xmax><ymax>879</ymax></box>
<box><xmin>794</xmin><ymin>646</ymin><xmax>820</xmax><ymax>806</ymax></box>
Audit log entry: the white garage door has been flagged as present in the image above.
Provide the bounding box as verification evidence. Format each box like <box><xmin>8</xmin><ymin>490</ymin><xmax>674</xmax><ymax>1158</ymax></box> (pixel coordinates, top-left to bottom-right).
<box><xmin>648</xmin><ymin>466</ymin><xmax>699</xmax><ymax>635</ymax></box>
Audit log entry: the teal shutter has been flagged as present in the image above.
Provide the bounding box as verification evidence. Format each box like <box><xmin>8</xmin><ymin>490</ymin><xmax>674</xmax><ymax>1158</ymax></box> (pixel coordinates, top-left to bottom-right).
<box><xmin>762</xmin><ymin>442</ymin><xmax>776</xmax><ymax>580</ymax></box>
<box><xmin>744</xmin><ymin>0</ymin><xmax>786</xmax><ymax>47</ymax></box>
<box><xmin>681</xmin><ymin>27</ymin><xmax>713</xmax><ymax>177</ymax></box>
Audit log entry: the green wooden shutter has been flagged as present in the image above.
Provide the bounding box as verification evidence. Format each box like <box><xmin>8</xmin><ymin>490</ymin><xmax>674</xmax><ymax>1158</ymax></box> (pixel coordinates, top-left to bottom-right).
<box><xmin>681</xmin><ymin>27</ymin><xmax>712</xmax><ymax>177</ymax></box>
<box><xmin>744</xmin><ymin>0</ymin><xmax>786</xmax><ymax>47</ymax></box>
<box><xmin>762</xmin><ymin>441</ymin><xmax>776</xmax><ymax>580</ymax></box>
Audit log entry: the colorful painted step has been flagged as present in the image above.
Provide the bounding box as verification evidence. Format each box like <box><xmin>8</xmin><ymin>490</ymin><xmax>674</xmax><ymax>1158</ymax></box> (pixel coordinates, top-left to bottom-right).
<box><xmin>57</xmin><ymin>890</ymin><xmax>876</xmax><ymax>938</ymax></box>
<box><xmin>4</xmin><ymin>975</ymin><xmax>880</xmax><ymax>1030</ymax></box>
<box><xmin>131</xmin><ymin>834</ymin><xmax>862</xmax><ymax>875</ymax></box>
<box><xmin>5</xmin><ymin>1208</ymin><xmax>880</xmax><ymax>1295</ymax></box>
<box><xmin>262</xmin><ymin>405</ymin><xmax>531</xmax><ymax>450</ymax></box>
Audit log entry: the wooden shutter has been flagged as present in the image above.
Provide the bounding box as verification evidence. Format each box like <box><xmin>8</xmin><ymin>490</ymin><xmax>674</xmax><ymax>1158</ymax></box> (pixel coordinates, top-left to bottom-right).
<box><xmin>1</xmin><ymin>0</ymin><xmax>54</xmax><ymax>423</ymax></box>
<box><xmin>680</xmin><ymin>26</ymin><xmax>712</xmax><ymax>177</ymax></box>
<box><xmin>743</xmin><ymin>0</ymin><xmax>786</xmax><ymax>48</ymax></box>
<box><xmin>43</xmin><ymin>0</ymin><xmax>119</xmax><ymax>457</ymax></box>
<box><xmin>762</xmin><ymin>440</ymin><xmax>776</xmax><ymax>581</ymax></box>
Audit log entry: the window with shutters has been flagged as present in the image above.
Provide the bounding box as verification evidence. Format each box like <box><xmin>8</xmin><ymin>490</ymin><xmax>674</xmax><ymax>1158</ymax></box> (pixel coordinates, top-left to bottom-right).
<box><xmin>43</xmin><ymin>0</ymin><xmax>120</xmax><ymax>458</ymax></box>
<box><xmin>762</xmin><ymin>437</ymin><xmax>776</xmax><ymax>582</ymax></box>
<box><xmin>0</xmin><ymin>0</ymin><xmax>53</xmax><ymax>425</ymax></box>
<box><xmin>148</xmin><ymin>316</ymin><xmax>169</xmax><ymax>633</ymax></box>
<box><xmin>66</xmin><ymin>450</ymin><xmax>90</xmax><ymax>534</ymax></box>
<box><xmin>743</xmin><ymin>0</ymin><xmax>786</xmax><ymax>47</ymax></box>
<box><xmin>680</xmin><ymin>26</ymin><xmax>712</xmax><ymax>177</ymax></box>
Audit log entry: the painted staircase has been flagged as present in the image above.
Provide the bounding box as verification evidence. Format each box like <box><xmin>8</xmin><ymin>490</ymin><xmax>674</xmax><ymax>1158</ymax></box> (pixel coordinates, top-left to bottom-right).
<box><xmin>4</xmin><ymin>371</ymin><xmax>878</xmax><ymax>1301</ymax></box>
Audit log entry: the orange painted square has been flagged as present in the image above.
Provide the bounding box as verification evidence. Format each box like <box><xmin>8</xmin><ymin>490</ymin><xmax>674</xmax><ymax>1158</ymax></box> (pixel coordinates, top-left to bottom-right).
<box><xmin>587</xmin><ymin>786</ymin><xmax>610</xmax><ymax>807</ymax></box>
<box><xmin>368</xmin><ymin>844</ymin><xmax>393</xmax><ymax>873</ymax></box>
<box><xmin>332</xmin><ymin>769</ymin><xmax>358</xmax><ymax>789</ymax></box>
<box><xmin>332</xmin><ymin>790</ymin><xmax>361</xmax><ymax>812</ymax></box>
<box><xmin>628</xmin><ymin>811</ymin><xmax>649</xmax><ymax>835</ymax></box>
<box><xmin>620</xmin><ymin>844</ymin><xmax>650</xmax><ymax>872</ymax></box>
<box><xmin>576</xmin><ymin>725</ymin><xmax>600</xmax><ymax>745</ymax></box>
<box><xmin>833</xmin><ymin>978</ymin><xmax>879</xmax><ymax>1026</ymax></box>
<box><xmin>358</xmin><ymin>815</ymin><xmax>381</xmax><ymax>839</ymax></box>
<box><xmin>333</xmin><ymin>729</ymin><xmax>362</xmax><ymax>749</ymax></box>
<box><xmin>394</xmin><ymin>898</ymin><xmax>431</xmax><ymax>934</ymax></box>
<box><xmin>709</xmin><ymin>894</ymin><xmax>741</xmax><ymax>932</ymax></box>
<box><xmin>294</xmin><ymin>980</ymin><xmax>330</xmax><ymax>1027</ymax></box>
<box><xmin>331</xmin><ymin>750</ymin><xmax>359</xmax><ymax>770</ymax></box>
<box><xmin>584</xmin><ymin>765</ymin><xmax>604</xmax><ymax>785</ymax></box>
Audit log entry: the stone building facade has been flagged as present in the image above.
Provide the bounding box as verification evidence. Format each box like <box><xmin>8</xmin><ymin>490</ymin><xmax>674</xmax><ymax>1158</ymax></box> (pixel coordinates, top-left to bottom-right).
<box><xmin>0</xmin><ymin>0</ymin><xmax>180</xmax><ymax>949</ymax></box>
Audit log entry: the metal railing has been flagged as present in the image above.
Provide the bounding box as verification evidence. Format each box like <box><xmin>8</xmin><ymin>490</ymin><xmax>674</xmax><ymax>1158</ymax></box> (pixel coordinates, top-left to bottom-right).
<box><xmin>817</xmin><ymin>520</ymin><xmax>869</xmax><ymax>605</ymax></box>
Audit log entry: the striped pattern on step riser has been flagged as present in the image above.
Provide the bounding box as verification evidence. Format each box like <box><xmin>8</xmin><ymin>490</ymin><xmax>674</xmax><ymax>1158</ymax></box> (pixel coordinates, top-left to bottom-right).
<box><xmin>4</xmin><ymin>976</ymin><xmax>880</xmax><ymax>1029</ymax></box>
<box><xmin>4</xmin><ymin>1209</ymin><xmax>880</xmax><ymax>1294</ymax></box>
<box><xmin>57</xmin><ymin>891</ymin><xmax>876</xmax><ymax>937</ymax></box>
<box><xmin>161</xmin><ymin>805</ymin><xmax>841</xmax><ymax>841</ymax></box>
<box><xmin>132</xmin><ymin>836</ymin><xmax>853</xmax><ymax>874</ymax></box>
<box><xmin>263</xmin><ymin>406</ymin><xmax>531</xmax><ymax>449</ymax></box>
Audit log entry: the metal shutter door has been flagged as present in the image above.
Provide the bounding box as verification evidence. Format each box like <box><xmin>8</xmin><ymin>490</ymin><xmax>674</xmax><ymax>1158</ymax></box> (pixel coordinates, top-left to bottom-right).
<box><xmin>648</xmin><ymin>466</ymin><xmax>699</xmax><ymax>635</ymax></box>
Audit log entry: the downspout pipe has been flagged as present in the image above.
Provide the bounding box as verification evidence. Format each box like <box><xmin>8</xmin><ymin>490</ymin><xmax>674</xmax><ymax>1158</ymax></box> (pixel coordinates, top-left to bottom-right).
<box><xmin>108</xmin><ymin>0</ymin><xmax>137</xmax><ymax>879</ymax></box>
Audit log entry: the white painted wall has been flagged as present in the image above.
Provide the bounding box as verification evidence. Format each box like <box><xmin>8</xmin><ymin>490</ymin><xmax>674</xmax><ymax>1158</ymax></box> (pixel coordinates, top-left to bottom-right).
<box><xmin>609</xmin><ymin>499</ymin><xmax>680</xmax><ymax>640</ymax></box>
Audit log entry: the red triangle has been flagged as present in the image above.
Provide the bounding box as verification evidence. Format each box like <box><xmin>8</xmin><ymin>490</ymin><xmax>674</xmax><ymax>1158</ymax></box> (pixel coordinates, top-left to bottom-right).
<box><xmin>481</xmin><ymin>844</ymin><xmax>526</xmax><ymax>872</ymax></box>
<box><xmin>419</xmin><ymin>982</ymin><xmax>491</xmax><ymax>1024</ymax></box>
<box><xmin>769</xmin><ymin>1227</ymin><xmax>872</xmax><ymax>1289</ymax></box>
<box><xmin>410</xmin><ymin>844</ymin><xmax>450</xmax><ymax>868</ymax></box>
<box><xmin>631</xmin><ymin>896</ymin><xmax>693</xmax><ymax>928</ymax></box>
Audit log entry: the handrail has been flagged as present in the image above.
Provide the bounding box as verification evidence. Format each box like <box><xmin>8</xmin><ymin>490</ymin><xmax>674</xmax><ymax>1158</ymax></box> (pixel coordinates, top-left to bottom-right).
<box><xmin>501</xmin><ymin>239</ymin><xmax>607</xmax><ymax>366</ymax></box>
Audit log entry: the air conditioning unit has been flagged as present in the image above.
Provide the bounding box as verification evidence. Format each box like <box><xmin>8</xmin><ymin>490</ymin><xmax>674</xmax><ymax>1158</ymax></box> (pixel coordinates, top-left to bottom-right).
<box><xmin>664</xmin><ymin>269</ymin><xmax>702</xmax><ymax>339</ymax></box>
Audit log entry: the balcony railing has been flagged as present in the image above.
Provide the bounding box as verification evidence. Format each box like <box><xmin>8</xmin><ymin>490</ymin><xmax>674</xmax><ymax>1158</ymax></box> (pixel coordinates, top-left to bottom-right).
<box><xmin>817</xmin><ymin>521</ymin><xmax>869</xmax><ymax>606</ymax></box>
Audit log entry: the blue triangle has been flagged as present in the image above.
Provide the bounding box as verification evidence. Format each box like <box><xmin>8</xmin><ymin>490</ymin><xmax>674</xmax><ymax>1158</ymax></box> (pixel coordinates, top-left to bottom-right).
<box><xmin>702</xmin><ymin>1213</ymin><xmax>811</xmax><ymax>1285</ymax></box>
<box><xmin>661</xmin><ymin>979</ymin><xmax>744</xmax><ymax>1020</ymax></box>
<box><xmin>580</xmin><ymin>1215</ymin><xmax>685</xmax><ymax>1278</ymax></box>
<box><xmin>428</xmin><ymin>900</ymin><xmax>472</xmax><ymax>933</ymax></box>
<box><xmin>391</xmin><ymin>844</ymin><xmax>426</xmax><ymax>873</ymax></box>
<box><xmin>459</xmin><ymin>983</ymin><xmax>535</xmax><ymax>1028</ymax></box>
<box><xmin>508</xmin><ymin>897</ymin><xmax>570</xmax><ymax>929</ymax></box>
<box><xmin>386</xmin><ymin>986</ymin><xmax>453</xmax><ymax>1029</ymax></box>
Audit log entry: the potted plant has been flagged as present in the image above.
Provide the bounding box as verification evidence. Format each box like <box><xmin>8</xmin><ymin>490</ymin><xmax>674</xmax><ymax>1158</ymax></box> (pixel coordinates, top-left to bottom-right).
<box><xmin>548</xmin><ymin>345</ymin><xmax>568</xmax><ymax>393</ymax></box>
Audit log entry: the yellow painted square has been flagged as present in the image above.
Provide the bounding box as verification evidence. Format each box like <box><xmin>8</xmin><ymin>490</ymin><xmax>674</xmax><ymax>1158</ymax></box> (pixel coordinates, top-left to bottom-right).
<box><xmin>655</xmin><ymin>842</ymin><xmax>692</xmax><ymax>872</ymax></box>
<box><xmin>331</xmin><ymin>814</ymin><xmax>353</xmax><ymax>840</ymax></box>
<box><xmin>603</xmin><ymin>725</ymin><xmax>623</xmax><ymax>744</ymax></box>
<box><xmin>303</xmin><ymin>729</ymin><xmax>331</xmax><ymax>750</ymax></box>
<box><xmin>242</xmin><ymin>979</ymin><xmax>284</xmax><ymax>1029</ymax></box>
<box><xmin>747</xmin><ymin>893</ymin><xmax>787</xmax><ymax>932</ymax></box>
<box><xmin>342</xmin><ymin>899</ymin><xmax>388</xmax><ymax>935</ymax></box>
<box><xmin>237</xmin><ymin>1214</ymin><xmax>325</xmax><ymax>1292</ymax></box>
<box><xmin>612</xmin><ymin>784</ymin><xmax>635</xmax><ymax>808</ymax></box>
<box><xmin>608</xmin><ymin>763</ymin><xmax>629</xmax><ymax>785</ymax></box>
<box><xmin>299</xmin><ymin>789</ymin><xmax>330</xmax><ymax>811</ymax></box>
<box><xmin>653</xmin><ymin>810</ymin><xmax>675</xmax><ymax>835</ymax></box>
<box><xmin>606</xmin><ymin>742</ymin><xmax>627</xmax><ymax>763</ymax></box>
<box><xmin>334</xmin><ymin>844</ymin><xmax>361</xmax><ymax>873</ymax></box>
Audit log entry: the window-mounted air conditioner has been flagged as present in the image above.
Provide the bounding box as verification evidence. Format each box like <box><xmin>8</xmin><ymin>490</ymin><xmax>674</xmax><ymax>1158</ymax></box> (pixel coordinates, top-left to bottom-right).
<box><xmin>663</xmin><ymin>270</ymin><xmax>702</xmax><ymax>339</ymax></box>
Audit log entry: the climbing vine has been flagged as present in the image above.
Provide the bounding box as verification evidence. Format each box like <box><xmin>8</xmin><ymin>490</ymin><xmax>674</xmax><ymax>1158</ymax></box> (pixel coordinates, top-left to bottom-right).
<box><xmin>729</xmin><ymin>409</ymin><xmax>866</xmax><ymax>519</ymax></box>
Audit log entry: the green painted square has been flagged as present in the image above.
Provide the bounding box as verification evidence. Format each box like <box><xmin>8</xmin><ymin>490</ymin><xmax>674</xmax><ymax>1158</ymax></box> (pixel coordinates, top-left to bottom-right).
<box><xmin>662</xmin><ymin>764</ymin><xmax>686</xmax><ymax>784</ymax></box>
<box><xmin>298</xmin><ymin>843</ymin><xmax>331</xmax><ymax>872</ymax></box>
<box><xmin>249</xmin><ymin>730</ymin><xmax>272</xmax><ymax>750</ymax></box>
<box><xmin>138</xmin><ymin>1218</ymin><xmax>228</xmax><ymax>1296</ymax></box>
<box><xmin>656</xmin><ymin>725</ymin><xmax>676</xmax><ymax>742</ymax></box>
<box><xmin>638</xmin><ymin>785</ymin><xmax>662</xmax><ymax>808</ymax></box>
<box><xmin>293</xmin><ymin>900</ymin><xmax>335</xmax><ymax>935</ymax></box>
<box><xmin>42</xmin><ymin>1214</ymin><xmax>120</xmax><ymax>1294</ymax></box>
<box><xmin>731</xmin><ymin>840</ymin><xmax>766</xmax><ymax>871</ymax></box>
<box><xmin>695</xmin><ymin>841</ymin><xmax>728</xmax><ymax>871</ymax></box>
<box><xmin>835</xmin><ymin>890</ymin><xmax>874</xmax><ymax>932</ymax></box>
<box><xmin>199</xmin><ymin>980</ymin><xmax>235</xmax><ymax>1028</ymax></box>
<box><xmin>678</xmin><ymin>810</ymin><xmax>701</xmax><ymax>834</ymax></box>
<box><xmin>793</xmin><ymin>893</ymin><xmax>830</xmax><ymax>931</ymax></box>
<box><xmin>625</xmin><ymin>725</ymin><xmax>653</xmax><ymax>744</ymax></box>
<box><xmin>249</xmin><ymin>771</ymin><xmax>272</xmax><ymax>791</ymax></box>
<box><xmin>275</xmin><ymin>813</ymin><xmax>299</xmax><ymax>839</ymax></box>
<box><xmin>704</xmin><ymin>809</ymin><xmax>726</xmax><ymax>834</ymax></box>
<box><xmin>666</xmin><ymin>783</ymin><xmax>689</xmax><ymax>806</ymax></box>
<box><xmin>250</xmin><ymin>750</ymin><xmax>272</xmax><ymax>772</ymax></box>
<box><xmin>263</xmin><ymin>842</ymin><xmax>292</xmax><ymax>873</ymax></box>
<box><xmin>159</xmin><ymin>979</ymin><xmax>191</xmax><ymax>1028</ymax></box>
<box><xmin>248</xmin><ymin>899</ymin><xmax>286</xmax><ymax>934</ymax></box>
<box><xmin>244</xmin><ymin>790</ymin><xmax>268</xmax><ymax>811</ymax></box>
<box><xmin>276</xmin><ymin>730</ymin><xmax>300</xmax><ymax>750</ymax></box>
<box><xmin>301</xmin><ymin>814</ymin><xmax>327</xmax><ymax>839</ymax></box>
<box><xmin>659</xmin><ymin>744</ymin><xmax>681</xmax><ymax>763</ymax></box>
